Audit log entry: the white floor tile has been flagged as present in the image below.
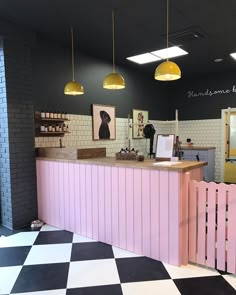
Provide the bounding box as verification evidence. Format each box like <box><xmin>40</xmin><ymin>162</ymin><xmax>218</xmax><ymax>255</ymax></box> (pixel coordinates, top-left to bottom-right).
<box><xmin>11</xmin><ymin>289</ymin><xmax>67</xmax><ymax>295</ymax></box>
<box><xmin>67</xmin><ymin>259</ymin><xmax>120</xmax><ymax>288</ymax></box>
<box><xmin>72</xmin><ymin>233</ymin><xmax>96</xmax><ymax>243</ymax></box>
<box><xmin>0</xmin><ymin>266</ymin><xmax>22</xmax><ymax>295</ymax></box>
<box><xmin>0</xmin><ymin>232</ymin><xmax>39</xmax><ymax>248</ymax></box>
<box><xmin>24</xmin><ymin>244</ymin><xmax>72</xmax><ymax>265</ymax></box>
<box><xmin>163</xmin><ymin>262</ymin><xmax>220</xmax><ymax>279</ymax></box>
<box><xmin>112</xmin><ymin>246</ymin><xmax>142</xmax><ymax>258</ymax></box>
<box><xmin>223</xmin><ymin>274</ymin><xmax>236</xmax><ymax>290</ymax></box>
<box><xmin>0</xmin><ymin>235</ymin><xmax>6</xmax><ymax>242</ymax></box>
<box><xmin>122</xmin><ymin>280</ymin><xmax>181</xmax><ymax>295</ymax></box>
<box><xmin>40</xmin><ymin>224</ymin><xmax>62</xmax><ymax>231</ymax></box>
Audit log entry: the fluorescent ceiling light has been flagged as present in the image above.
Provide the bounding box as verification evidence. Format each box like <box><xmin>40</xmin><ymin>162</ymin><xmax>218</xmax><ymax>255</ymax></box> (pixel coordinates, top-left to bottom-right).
<box><xmin>151</xmin><ymin>46</ymin><xmax>188</xmax><ymax>59</ymax></box>
<box><xmin>127</xmin><ymin>53</ymin><xmax>161</xmax><ymax>64</ymax></box>
<box><xmin>230</xmin><ymin>53</ymin><xmax>236</xmax><ymax>60</ymax></box>
<box><xmin>214</xmin><ymin>58</ymin><xmax>223</xmax><ymax>63</ymax></box>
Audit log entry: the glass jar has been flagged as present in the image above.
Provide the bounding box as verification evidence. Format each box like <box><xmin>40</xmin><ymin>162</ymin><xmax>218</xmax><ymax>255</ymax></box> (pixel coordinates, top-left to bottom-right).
<box><xmin>41</xmin><ymin>110</ymin><xmax>45</xmax><ymax>119</ymax></box>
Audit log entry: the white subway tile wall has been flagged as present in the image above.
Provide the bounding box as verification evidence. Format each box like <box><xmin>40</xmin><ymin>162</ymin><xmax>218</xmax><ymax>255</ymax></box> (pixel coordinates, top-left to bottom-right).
<box><xmin>35</xmin><ymin>115</ymin><xmax>174</xmax><ymax>157</ymax></box>
<box><xmin>178</xmin><ymin>119</ymin><xmax>221</xmax><ymax>182</ymax></box>
<box><xmin>35</xmin><ymin>115</ymin><xmax>173</xmax><ymax>157</ymax></box>
<box><xmin>35</xmin><ymin>115</ymin><xmax>221</xmax><ymax>182</ymax></box>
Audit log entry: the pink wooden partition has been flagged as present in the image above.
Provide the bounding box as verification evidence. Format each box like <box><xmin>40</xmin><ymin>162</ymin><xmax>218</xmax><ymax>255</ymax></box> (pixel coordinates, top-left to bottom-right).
<box><xmin>36</xmin><ymin>159</ymin><xmax>193</xmax><ymax>266</ymax></box>
<box><xmin>189</xmin><ymin>180</ymin><xmax>236</xmax><ymax>274</ymax></box>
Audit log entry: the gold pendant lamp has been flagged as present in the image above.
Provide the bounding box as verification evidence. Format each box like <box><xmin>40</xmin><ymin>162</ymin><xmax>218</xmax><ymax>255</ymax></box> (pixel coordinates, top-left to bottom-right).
<box><xmin>64</xmin><ymin>26</ymin><xmax>84</xmax><ymax>95</ymax></box>
<box><xmin>103</xmin><ymin>10</ymin><xmax>125</xmax><ymax>90</ymax></box>
<box><xmin>154</xmin><ymin>0</ymin><xmax>181</xmax><ymax>81</ymax></box>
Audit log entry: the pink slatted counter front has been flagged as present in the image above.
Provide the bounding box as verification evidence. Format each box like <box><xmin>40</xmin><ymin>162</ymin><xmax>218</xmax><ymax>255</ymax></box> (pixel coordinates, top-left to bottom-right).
<box><xmin>36</xmin><ymin>157</ymin><xmax>206</xmax><ymax>267</ymax></box>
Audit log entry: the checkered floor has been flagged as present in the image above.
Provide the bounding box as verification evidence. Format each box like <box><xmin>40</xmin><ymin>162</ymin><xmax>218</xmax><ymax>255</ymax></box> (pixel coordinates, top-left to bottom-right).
<box><xmin>0</xmin><ymin>225</ymin><xmax>236</xmax><ymax>295</ymax></box>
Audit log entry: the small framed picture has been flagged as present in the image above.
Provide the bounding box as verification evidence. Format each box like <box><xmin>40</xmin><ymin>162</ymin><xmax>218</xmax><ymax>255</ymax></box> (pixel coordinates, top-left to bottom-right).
<box><xmin>132</xmin><ymin>109</ymin><xmax>149</xmax><ymax>139</ymax></box>
<box><xmin>92</xmin><ymin>104</ymin><xmax>116</xmax><ymax>140</ymax></box>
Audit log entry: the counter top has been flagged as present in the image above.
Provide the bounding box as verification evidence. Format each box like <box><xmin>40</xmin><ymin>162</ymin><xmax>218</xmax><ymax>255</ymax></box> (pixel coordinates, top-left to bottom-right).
<box><xmin>36</xmin><ymin>147</ymin><xmax>106</xmax><ymax>160</ymax></box>
<box><xmin>181</xmin><ymin>146</ymin><xmax>216</xmax><ymax>150</ymax></box>
<box><xmin>36</xmin><ymin>157</ymin><xmax>207</xmax><ymax>172</ymax></box>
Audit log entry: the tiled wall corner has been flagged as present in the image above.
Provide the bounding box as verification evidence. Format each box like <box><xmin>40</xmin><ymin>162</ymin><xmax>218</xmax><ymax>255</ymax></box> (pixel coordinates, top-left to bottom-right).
<box><xmin>178</xmin><ymin>119</ymin><xmax>221</xmax><ymax>182</ymax></box>
<box><xmin>0</xmin><ymin>41</ymin><xmax>12</xmax><ymax>228</ymax></box>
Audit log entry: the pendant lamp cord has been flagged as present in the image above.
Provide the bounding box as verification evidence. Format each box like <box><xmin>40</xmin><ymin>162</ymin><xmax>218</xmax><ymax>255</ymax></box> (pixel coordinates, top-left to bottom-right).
<box><xmin>166</xmin><ymin>0</ymin><xmax>169</xmax><ymax>61</ymax></box>
<box><xmin>112</xmin><ymin>9</ymin><xmax>115</xmax><ymax>73</ymax></box>
<box><xmin>71</xmin><ymin>26</ymin><xmax>75</xmax><ymax>81</ymax></box>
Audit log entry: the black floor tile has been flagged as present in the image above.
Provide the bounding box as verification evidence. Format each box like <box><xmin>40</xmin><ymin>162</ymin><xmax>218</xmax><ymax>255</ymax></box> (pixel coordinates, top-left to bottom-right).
<box><xmin>11</xmin><ymin>263</ymin><xmax>70</xmax><ymax>293</ymax></box>
<box><xmin>66</xmin><ymin>284</ymin><xmax>123</xmax><ymax>295</ymax></box>
<box><xmin>0</xmin><ymin>246</ymin><xmax>31</xmax><ymax>267</ymax></box>
<box><xmin>0</xmin><ymin>225</ymin><xmax>39</xmax><ymax>237</ymax></box>
<box><xmin>71</xmin><ymin>242</ymin><xmax>114</xmax><ymax>261</ymax></box>
<box><xmin>116</xmin><ymin>256</ymin><xmax>170</xmax><ymax>283</ymax></box>
<box><xmin>174</xmin><ymin>276</ymin><xmax>236</xmax><ymax>295</ymax></box>
<box><xmin>217</xmin><ymin>269</ymin><xmax>231</xmax><ymax>275</ymax></box>
<box><xmin>34</xmin><ymin>230</ymin><xmax>73</xmax><ymax>245</ymax></box>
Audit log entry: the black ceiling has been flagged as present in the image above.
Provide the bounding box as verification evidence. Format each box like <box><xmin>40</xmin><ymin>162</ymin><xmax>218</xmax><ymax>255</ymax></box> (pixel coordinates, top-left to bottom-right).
<box><xmin>0</xmin><ymin>0</ymin><xmax>236</xmax><ymax>78</ymax></box>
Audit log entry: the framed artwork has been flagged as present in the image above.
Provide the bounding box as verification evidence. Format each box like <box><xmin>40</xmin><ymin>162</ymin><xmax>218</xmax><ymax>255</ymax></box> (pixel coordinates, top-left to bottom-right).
<box><xmin>92</xmin><ymin>104</ymin><xmax>116</xmax><ymax>140</ymax></box>
<box><xmin>132</xmin><ymin>109</ymin><xmax>149</xmax><ymax>139</ymax></box>
<box><xmin>155</xmin><ymin>134</ymin><xmax>175</xmax><ymax>161</ymax></box>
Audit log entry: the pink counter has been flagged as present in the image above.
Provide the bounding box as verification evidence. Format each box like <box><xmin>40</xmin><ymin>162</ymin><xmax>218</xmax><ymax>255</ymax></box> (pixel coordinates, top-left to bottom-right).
<box><xmin>36</xmin><ymin>157</ymin><xmax>205</xmax><ymax>266</ymax></box>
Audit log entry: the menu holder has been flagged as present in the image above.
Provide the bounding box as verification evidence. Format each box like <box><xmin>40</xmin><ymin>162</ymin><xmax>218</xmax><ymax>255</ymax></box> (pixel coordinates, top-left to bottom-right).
<box><xmin>155</xmin><ymin>134</ymin><xmax>175</xmax><ymax>161</ymax></box>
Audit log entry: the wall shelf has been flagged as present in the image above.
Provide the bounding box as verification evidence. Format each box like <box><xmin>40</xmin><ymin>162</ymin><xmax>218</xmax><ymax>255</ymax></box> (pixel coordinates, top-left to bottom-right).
<box><xmin>38</xmin><ymin>118</ymin><xmax>70</xmax><ymax>122</ymax></box>
<box><xmin>34</xmin><ymin>111</ymin><xmax>70</xmax><ymax>137</ymax></box>
<box><xmin>37</xmin><ymin>131</ymin><xmax>70</xmax><ymax>137</ymax></box>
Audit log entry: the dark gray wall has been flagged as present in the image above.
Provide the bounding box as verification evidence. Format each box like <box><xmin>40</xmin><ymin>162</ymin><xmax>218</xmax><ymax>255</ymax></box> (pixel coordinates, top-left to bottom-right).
<box><xmin>167</xmin><ymin>72</ymin><xmax>236</xmax><ymax>120</ymax></box>
<box><xmin>33</xmin><ymin>36</ymin><xmax>171</xmax><ymax>120</ymax></box>
<box><xmin>33</xmin><ymin>35</ymin><xmax>236</xmax><ymax>122</ymax></box>
<box><xmin>4</xmin><ymin>38</ymin><xmax>37</xmax><ymax>228</ymax></box>
<box><xmin>0</xmin><ymin>20</ymin><xmax>37</xmax><ymax>229</ymax></box>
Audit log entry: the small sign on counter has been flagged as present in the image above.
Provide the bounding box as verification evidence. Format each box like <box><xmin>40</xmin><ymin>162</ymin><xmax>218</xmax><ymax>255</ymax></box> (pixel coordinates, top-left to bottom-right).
<box><xmin>155</xmin><ymin>134</ymin><xmax>174</xmax><ymax>161</ymax></box>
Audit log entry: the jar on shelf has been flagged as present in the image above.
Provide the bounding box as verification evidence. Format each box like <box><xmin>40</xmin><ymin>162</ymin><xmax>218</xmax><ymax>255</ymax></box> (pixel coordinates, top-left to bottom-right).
<box><xmin>58</xmin><ymin>125</ymin><xmax>62</xmax><ymax>132</ymax></box>
<box><xmin>40</xmin><ymin>110</ymin><xmax>45</xmax><ymax>119</ymax></box>
<box><xmin>44</xmin><ymin>125</ymin><xmax>48</xmax><ymax>132</ymax></box>
<box><xmin>45</xmin><ymin>111</ymin><xmax>50</xmax><ymax>118</ymax></box>
<box><xmin>57</xmin><ymin>112</ymin><xmax>61</xmax><ymax>119</ymax></box>
<box><xmin>40</xmin><ymin>125</ymin><xmax>45</xmax><ymax>132</ymax></box>
<box><xmin>53</xmin><ymin>111</ymin><xmax>57</xmax><ymax>119</ymax></box>
<box><xmin>48</xmin><ymin>125</ymin><xmax>52</xmax><ymax>132</ymax></box>
<box><xmin>52</xmin><ymin>125</ymin><xmax>55</xmax><ymax>132</ymax></box>
<box><xmin>56</xmin><ymin>125</ymin><xmax>60</xmax><ymax>132</ymax></box>
<box><xmin>49</xmin><ymin>111</ymin><xmax>54</xmax><ymax>119</ymax></box>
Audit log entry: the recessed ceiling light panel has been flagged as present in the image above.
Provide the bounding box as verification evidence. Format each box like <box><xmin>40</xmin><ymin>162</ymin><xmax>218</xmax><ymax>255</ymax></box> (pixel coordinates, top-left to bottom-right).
<box><xmin>230</xmin><ymin>53</ymin><xmax>236</xmax><ymax>60</ymax></box>
<box><xmin>214</xmin><ymin>58</ymin><xmax>223</xmax><ymax>63</ymax></box>
<box><xmin>126</xmin><ymin>53</ymin><xmax>161</xmax><ymax>64</ymax></box>
<box><xmin>151</xmin><ymin>46</ymin><xmax>188</xmax><ymax>59</ymax></box>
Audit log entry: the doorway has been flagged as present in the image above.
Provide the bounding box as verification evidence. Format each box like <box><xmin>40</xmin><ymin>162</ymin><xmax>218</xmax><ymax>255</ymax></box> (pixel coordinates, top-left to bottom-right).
<box><xmin>221</xmin><ymin>108</ymin><xmax>236</xmax><ymax>183</ymax></box>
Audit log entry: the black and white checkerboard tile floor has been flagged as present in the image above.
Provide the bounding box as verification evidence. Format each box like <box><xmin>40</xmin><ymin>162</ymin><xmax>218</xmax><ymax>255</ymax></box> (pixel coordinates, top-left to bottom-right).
<box><xmin>0</xmin><ymin>224</ymin><xmax>236</xmax><ymax>295</ymax></box>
